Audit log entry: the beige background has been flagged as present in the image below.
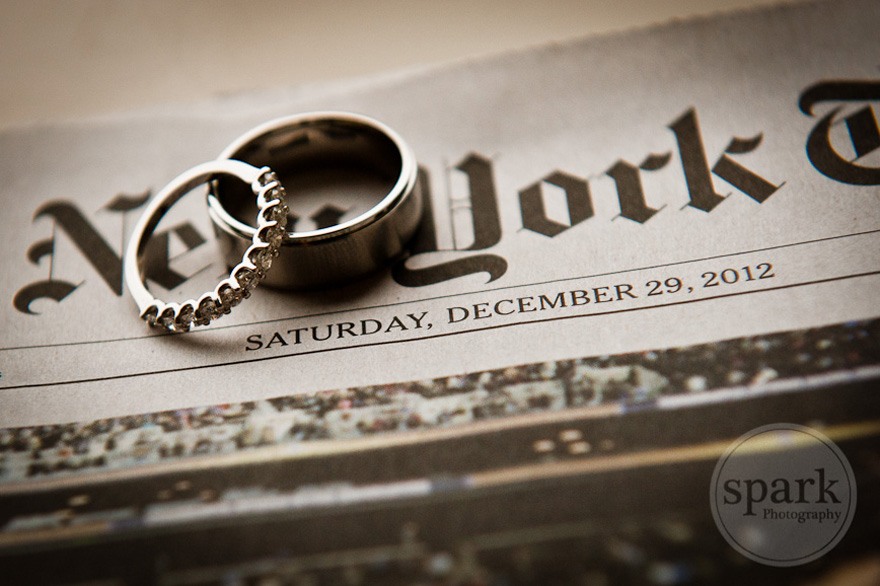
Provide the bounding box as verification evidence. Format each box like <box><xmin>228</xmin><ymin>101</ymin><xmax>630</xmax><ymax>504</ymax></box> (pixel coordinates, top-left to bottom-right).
<box><xmin>0</xmin><ymin>0</ymin><xmax>796</xmax><ymax>130</ymax></box>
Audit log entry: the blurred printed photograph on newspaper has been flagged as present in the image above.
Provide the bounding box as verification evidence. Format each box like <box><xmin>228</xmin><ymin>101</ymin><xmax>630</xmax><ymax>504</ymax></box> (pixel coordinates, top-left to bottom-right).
<box><xmin>1</xmin><ymin>318</ymin><xmax>878</xmax><ymax>584</ymax></box>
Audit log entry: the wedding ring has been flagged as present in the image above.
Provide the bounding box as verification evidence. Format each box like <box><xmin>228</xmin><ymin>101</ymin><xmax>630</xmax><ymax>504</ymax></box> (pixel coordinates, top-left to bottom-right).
<box><xmin>208</xmin><ymin>112</ymin><xmax>422</xmax><ymax>290</ymax></box>
<box><xmin>124</xmin><ymin>160</ymin><xmax>288</xmax><ymax>331</ymax></box>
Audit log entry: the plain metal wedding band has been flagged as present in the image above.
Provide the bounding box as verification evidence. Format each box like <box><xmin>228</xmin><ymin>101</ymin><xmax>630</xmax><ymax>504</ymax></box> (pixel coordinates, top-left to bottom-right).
<box><xmin>207</xmin><ymin>112</ymin><xmax>422</xmax><ymax>290</ymax></box>
<box><xmin>124</xmin><ymin>160</ymin><xmax>288</xmax><ymax>331</ymax></box>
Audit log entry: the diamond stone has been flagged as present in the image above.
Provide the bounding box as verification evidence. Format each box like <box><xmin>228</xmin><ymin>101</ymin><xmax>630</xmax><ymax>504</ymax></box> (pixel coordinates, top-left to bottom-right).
<box><xmin>194</xmin><ymin>297</ymin><xmax>216</xmax><ymax>325</ymax></box>
<box><xmin>248</xmin><ymin>246</ymin><xmax>274</xmax><ymax>272</ymax></box>
<box><xmin>141</xmin><ymin>304</ymin><xmax>159</xmax><ymax>326</ymax></box>
<box><xmin>262</xmin><ymin>202</ymin><xmax>288</xmax><ymax>224</ymax></box>
<box><xmin>258</xmin><ymin>223</ymin><xmax>284</xmax><ymax>248</ymax></box>
<box><xmin>259</xmin><ymin>207</ymin><xmax>274</xmax><ymax>225</ymax></box>
<box><xmin>234</xmin><ymin>267</ymin><xmax>257</xmax><ymax>293</ymax></box>
<box><xmin>157</xmin><ymin>307</ymin><xmax>175</xmax><ymax>329</ymax></box>
<box><xmin>175</xmin><ymin>303</ymin><xmax>195</xmax><ymax>330</ymax></box>
<box><xmin>259</xmin><ymin>188</ymin><xmax>286</xmax><ymax>209</ymax></box>
<box><xmin>259</xmin><ymin>171</ymin><xmax>279</xmax><ymax>187</ymax></box>
<box><xmin>218</xmin><ymin>284</ymin><xmax>242</xmax><ymax>308</ymax></box>
<box><xmin>259</xmin><ymin>249</ymin><xmax>274</xmax><ymax>271</ymax></box>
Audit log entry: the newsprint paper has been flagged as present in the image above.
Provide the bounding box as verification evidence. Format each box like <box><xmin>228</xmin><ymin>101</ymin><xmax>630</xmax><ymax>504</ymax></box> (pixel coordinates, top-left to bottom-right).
<box><xmin>1</xmin><ymin>0</ymin><xmax>879</xmax><ymax>583</ymax></box>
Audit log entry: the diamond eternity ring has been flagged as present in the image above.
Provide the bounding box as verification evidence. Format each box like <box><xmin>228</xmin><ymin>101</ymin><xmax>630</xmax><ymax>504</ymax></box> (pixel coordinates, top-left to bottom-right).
<box><xmin>124</xmin><ymin>160</ymin><xmax>288</xmax><ymax>331</ymax></box>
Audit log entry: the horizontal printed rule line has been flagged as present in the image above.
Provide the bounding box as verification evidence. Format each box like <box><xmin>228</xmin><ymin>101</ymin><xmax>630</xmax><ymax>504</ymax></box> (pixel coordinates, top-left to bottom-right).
<box><xmin>2</xmin><ymin>227</ymin><xmax>879</xmax><ymax>354</ymax></box>
<box><xmin>1</xmin><ymin>270</ymin><xmax>878</xmax><ymax>392</ymax></box>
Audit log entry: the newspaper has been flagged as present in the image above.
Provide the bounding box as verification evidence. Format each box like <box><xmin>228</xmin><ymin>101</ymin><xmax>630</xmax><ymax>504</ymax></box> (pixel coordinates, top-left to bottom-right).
<box><xmin>0</xmin><ymin>0</ymin><xmax>878</xmax><ymax>583</ymax></box>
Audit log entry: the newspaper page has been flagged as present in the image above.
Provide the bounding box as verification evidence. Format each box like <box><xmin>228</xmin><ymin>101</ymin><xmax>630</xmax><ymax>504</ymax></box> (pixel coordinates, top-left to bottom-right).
<box><xmin>0</xmin><ymin>0</ymin><xmax>878</xmax><ymax>583</ymax></box>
